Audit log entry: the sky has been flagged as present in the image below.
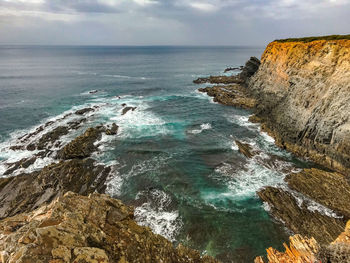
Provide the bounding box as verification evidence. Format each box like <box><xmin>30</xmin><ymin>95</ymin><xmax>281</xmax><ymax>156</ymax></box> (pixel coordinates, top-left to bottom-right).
<box><xmin>0</xmin><ymin>0</ymin><xmax>349</xmax><ymax>45</ymax></box>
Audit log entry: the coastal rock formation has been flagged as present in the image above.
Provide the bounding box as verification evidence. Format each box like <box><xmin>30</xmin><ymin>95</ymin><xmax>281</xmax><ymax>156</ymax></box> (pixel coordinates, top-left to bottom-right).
<box><xmin>286</xmin><ymin>168</ymin><xmax>350</xmax><ymax>218</ymax></box>
<box><xmin>0</xmin><ymin>158</ymin><xmax>110</xmax><ymax>219</ymax></box>
<box><xmin>58</xmin><ymin>126</ymin><xmax>105</xmax><ymax>159</ymax></box>
<box><xmin>0</xmin><ymin>191</ymin><xmax>218</xmax><ymax>263</ymax></box>
<box><xmin>235</xmin><ymin>140</ymin><xmax>257</xmax><ymax>158</ymax></box>
<box><xmin>255</xmin><ymin>220</ymin><xmax>350</xmax><ymax>263</ymax></box>
<box><xmin>198</xmin><ymin>85</ymin><xmax>256</xmax><ymax>109</ymax></box>
<box><xmin>248</xmin><ymin>39</ymin><xmax>350</xmax><ymax>174</ymax></box>
<box><xmin>258</xmin><ymin>186</ymin><xmax>346</xmax><ymax>244</ymax></box>
<box><xmin>193</xmin><ymin>75</ymin><xmax>243</xmax><ymax>85</ymax></box>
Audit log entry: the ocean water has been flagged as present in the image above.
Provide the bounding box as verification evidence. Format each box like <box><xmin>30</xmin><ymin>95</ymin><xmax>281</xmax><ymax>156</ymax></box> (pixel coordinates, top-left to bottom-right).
<box><xmin>0</xmin><ymin>46</ymin><xmax>311</xmax><ymax>262</ymax></box>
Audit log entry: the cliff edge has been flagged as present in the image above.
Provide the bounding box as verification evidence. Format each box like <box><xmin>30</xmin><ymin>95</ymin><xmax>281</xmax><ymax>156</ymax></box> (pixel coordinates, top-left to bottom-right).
<box><xmin>248</xmin><ymin>39</ymin><xmax>350</xmax><ymax>174</ymax></box>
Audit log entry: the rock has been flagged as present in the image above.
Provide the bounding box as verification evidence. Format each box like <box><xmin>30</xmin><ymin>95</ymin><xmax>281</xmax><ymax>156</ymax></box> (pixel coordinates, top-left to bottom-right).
<box><xmin>248</xmin><ymin>39</ymin><xmax>350</xmax><ymax>174</ymax></box>
<box><xmin>198</xmin><ymin>85</ymin><xmax>256</xmax><ymax>109</ymax></box>
<box><xmin>105</xmin><ymin>123</ymin><xmax>119</xmax><ymax>135</ymax></box>
<box><xmin>193</xmin><ymin>75</ymin><xmax>243</xmax><ymax>85</ymax></box>
<box><xmin>121</xmin><ymin>103</ymin><xmax>127</xmax><ymax>107</ymax></box>
<box><xmin>122</xmin><ymin>106</ymin><xmax>137</xmax><ymax>115</ymax></box>
<box><xmin>286</xmin><ymin>168</ymin><xmax>350</xmax><ymax>219</ymax></box>
<box><xmin>224</xmin><ymin>67</ymin><xmax>240</xmax><ymax>73</ymax></box>
<box><xmin>256</xmin><ymin>220</ymin><xmax>350</xmax><ymax>263</ymax></box>
<box><xmin>238</xmin><ymin>56</ymin><xmax>261</xmax><ymax>82</ymax></box>
<box><xmin>75</xmin><ymin>108</ymin><xmax>94</xmax><ymax>115</ymax></box>
<box><xmin>3</xmin><ymin>156</ymin><xmax>36</xmax><ymax>175</ymax></box>
<box><xmin>58</xmin><ymin>127</ymin><xmax>105</xmax><ymax>160</ymax></box>
<box><xmin>37</xmin><ymin>126</ymin><xmax>69</xmax><ymax>150</ymax></box>
<box><xmin>0</xmin><ymin>158</ymin><xmax>110</xmax><ymax>219</ymax></box>
<box><xmin>0</xmin><ymin>192</ymin><xmax>219</xmax><ymax>263</ymax></box>
<box><xmin>258</xmin><ymin>186</ymin><xmax>346</xmax><ymax>244</ymax></box>
<box><xmin>235</xmin><ymin>140</ymin><xmax>257</xmax><ymax>158</ymax></box>
<box><xmin>89</xmin><ymin>90</ymin><xmax>98</xmax><ymax>94</ymax></box>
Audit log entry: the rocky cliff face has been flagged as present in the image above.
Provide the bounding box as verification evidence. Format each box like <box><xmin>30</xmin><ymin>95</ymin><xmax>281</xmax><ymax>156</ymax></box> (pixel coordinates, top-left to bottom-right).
<box><xmin>248</xmin><ymin>39</ymin><xmax>350</xmax><ymax>174</ymax></box>
<box><xmin>0</xmin><ymin>191</ymin><xmax>218</xmax><ymax>263</ymax></box>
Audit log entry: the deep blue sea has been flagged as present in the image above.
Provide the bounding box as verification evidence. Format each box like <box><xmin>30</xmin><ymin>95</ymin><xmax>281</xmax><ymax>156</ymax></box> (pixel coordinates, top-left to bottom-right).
<box><xmin>0</xmin><ymin>46</ymin><xmax>310</xmax><ymax>262</ymax></box>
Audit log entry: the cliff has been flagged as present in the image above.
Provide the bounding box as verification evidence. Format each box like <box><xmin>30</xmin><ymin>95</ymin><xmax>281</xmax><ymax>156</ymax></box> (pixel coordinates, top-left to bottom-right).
<box><xmin>248</xmin><ymin>39</ymin><xmax>350</xmax><ymax>174</ymax></box>
<box><xmin>0</xmin><ymin>191</ymin><xmax>218</xmax><ymax>263</ymax></box>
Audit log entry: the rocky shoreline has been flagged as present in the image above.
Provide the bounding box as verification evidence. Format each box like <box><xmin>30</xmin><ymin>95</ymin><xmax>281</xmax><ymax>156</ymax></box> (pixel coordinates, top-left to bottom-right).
<box><xmin>0</xmin><ymin>104</ymin><xmax>218</xmax><ymax>262</ymax></box>
<box><xmin>194</xmin><ymin>39</ymin><xmax>350</xmax><ymax>262</ymax></box>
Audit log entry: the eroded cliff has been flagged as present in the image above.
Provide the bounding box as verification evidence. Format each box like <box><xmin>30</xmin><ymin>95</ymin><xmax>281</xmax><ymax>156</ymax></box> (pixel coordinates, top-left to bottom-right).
<box><xmin>248</xmin><ymin>39</ymin><xmax>350</xmax><ymax>174</ymax></box>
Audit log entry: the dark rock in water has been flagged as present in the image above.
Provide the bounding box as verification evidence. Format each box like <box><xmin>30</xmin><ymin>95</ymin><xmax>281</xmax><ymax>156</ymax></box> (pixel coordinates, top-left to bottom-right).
<box><xmin>238</xmin><ymin>56</ymin><xmax>261</xmax><ymax>81</ymax></box>
<box><xmin>37</xmin><ymin>126</ymin><xmax>69</xmax><ymax>150</ymax></box>
<box><xmin>258</xmin><ymin>186</ymin><xmax>346</xmax><ymax>244</ymax></box>
<box><xmin>122</xmin><ymin>106</ymin><xmax>137</xmax><ymax>115</ymax></box>
<box><xmin>89</xmin><ymin>90</ymin><xmax>98</xmax><ymax>94</ymax></box>
<box><xmin>235</xmin><ymin>140</ymin><xmax>257</xmax><ymax>158</ymax></box>
<box><xmin>193</xmin><ymin>75</ymin><xmax>243</xmax><ymax>85</ymax></box>
<box><xmin>224</xmin><ymin>67</ymin><xmax>240</xmax><ymax>73</ymax></box>
<box><xmin>286</xmin><ymin>168</ymin><xmax>350</xmax><ymax>219</ymax></box>
<box><xmin>26</xmin><ymin>143</ymin><xmax>36</xmax><ymax>151</ymax></box>
<box><xmin>0</xmin><ymin>158</ymin><xmax>110</xmax><ymax>219</ymax></box>
<box><xmin>66</xmin><ymin>118</ymin><xmax>87</xmax><ymax>130</ymax></box>
<box><xmin>105</xmin><ymin>123</ymin><xmax>119</xmax><ymax>135</ymax></box>
<box><xmin>3</xmin><ymin>156</ymin><xmax>37</xmax><ymax>176</ymax></box>
<box><xmin>121</xmin><ymin>103</ymin><xmax>127</xmax><ymax>107</ymax></box>
<box><xmin>198</xmin><ymin>85</ymin><xmax>256</xmax><ymax>109</ymax></box>
<box><xmin>58</xmin><ymin>127</ymin><xmax>105</xmax><ymax>160</ymax></box>
<box><xmin>75</xmin><ymin>107</ymin><xmax>94</xmax><ymax>115</ymax></box>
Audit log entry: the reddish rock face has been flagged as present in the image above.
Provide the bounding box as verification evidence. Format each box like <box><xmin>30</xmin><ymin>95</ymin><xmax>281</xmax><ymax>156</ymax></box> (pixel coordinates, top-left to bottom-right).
<box><xmin>248</xmin><ymin>39</ymin><xmax>350</xmax><ymax>175</ymax></box>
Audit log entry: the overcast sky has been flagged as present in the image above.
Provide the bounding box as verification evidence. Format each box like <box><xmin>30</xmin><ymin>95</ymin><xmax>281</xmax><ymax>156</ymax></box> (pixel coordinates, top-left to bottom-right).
<box><xmin>0</xmin><ymin>0</ymin><xmax>349</xmax><ymax>45</ymax></box>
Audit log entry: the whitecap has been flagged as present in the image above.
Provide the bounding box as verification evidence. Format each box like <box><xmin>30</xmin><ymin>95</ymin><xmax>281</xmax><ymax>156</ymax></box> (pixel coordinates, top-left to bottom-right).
<box><xmin>189</xmin><ymin>123</ymin><xmax>212</xmax><ymax>134</ymax></box>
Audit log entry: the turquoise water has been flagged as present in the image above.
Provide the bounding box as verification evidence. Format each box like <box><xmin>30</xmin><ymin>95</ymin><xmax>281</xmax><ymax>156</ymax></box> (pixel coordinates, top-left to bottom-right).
<box><xmin>0</xmin><ymin>46</ymin><xmax>310</xmax><ymax>262</ymax></box>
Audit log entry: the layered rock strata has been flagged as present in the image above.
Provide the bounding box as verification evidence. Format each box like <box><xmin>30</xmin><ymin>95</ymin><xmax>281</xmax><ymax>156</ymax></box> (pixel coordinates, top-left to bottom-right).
<box><xmin>0</xmin><ymin>191</ymin><xmax>218</xmax><ymax>263</ymax></box>
<box><xmin>248</xmin><ymin>39</ymin><xmax>350</xmax><ymax>175</ymax></box>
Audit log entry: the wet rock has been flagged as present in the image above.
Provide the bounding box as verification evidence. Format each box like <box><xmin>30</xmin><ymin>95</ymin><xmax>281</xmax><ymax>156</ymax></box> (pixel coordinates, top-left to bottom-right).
<box><xmin>258</xmin><ymin>186</ymin><xmax>346</xmax><ymax>244</ymax></box>
<box><xmin>224</xmin><ymin>67</ymin><xmax>241</xmax><ymax>73</ymax></box>
<box><xmin>0</xmin><ymin>158</ymin><xmax>110</xmax><ymax>219</ymax></box>
<box><xmin>3</xmin><ymin>156</ymin><xmax>37</xmax><ymax>176</ymax></box>
<box><xmin>0</xmin><ymin>191</ymin><xmax>219</xmax><ymax>263</ymax></box>
<box><xmin>122</xmin><ymin>106</ymin><xmax>137</xmax><ymax>115</ymax></box>
<box><xmin>105</xmin><ymin>123</ymin><xmax>119</xmax><ymax>135</ymax></box>
<box><xmin>121</xmin><ymin>103</ymin><xmax>127</xmax><ymax>107</ymax></box>
<box><xmin>37</xmin><ymin>126</ymin><xmax>69</xmax><ymax>150</ymax></box>
<box><xmin>286</xmin><ymin>168</ymin><xmax>350</xmax><ymax>219</ymax></box>
<box><xmin>58</xmin><ymin>127</ymin><xmax>105</xmax><ymax>160</ymax></box>
<box><xmin>235</xmin><ymin>140</ymin><xmax>257</xmax><ymax>158</ymax></box>
<box><xmin>193</xmin><ymin>75</ymin><xmax>243</xmax><ymax>85</ymax></box>
<box><xmin>89</xmin><ymin>90</ymin><xmax>98</xmax><ymax>94</ymax></box>
<box><xmin>75</xmin><ymin>108</ymin><xmax>94</xmax><ymax>115</ymax></box>
<box><xmin>198</xmin><ymin>85</ymin><xmax>256</xmax><ymax>109</ymax></box>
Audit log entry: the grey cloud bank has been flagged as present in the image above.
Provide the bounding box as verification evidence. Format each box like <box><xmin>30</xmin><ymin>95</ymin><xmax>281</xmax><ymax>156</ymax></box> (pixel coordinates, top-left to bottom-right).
<box><xmin>0</xmin><ymin>0</ymin><xmax>349</xmax><ymax>45</ymax></box>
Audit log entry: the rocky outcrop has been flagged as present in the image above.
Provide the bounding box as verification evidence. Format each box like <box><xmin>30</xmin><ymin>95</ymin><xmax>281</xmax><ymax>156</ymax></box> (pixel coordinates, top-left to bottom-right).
<box><xmin>58</xmin><ymin>126</ymin><xmax>105</xmax><ymax>160</ymax></box>
<box><xmin>122</xmin><ymin>106</ymin><xmax>137</xmax><ymax>115</ymax></box>
<box><xmin>258</xmin><ymin>187</ymin><xmax>346</xmax><ymax>244</ymax></box>
<box><xmin>193</xmin><ymin>75</ymin><xmax>243</xmax><ymax>85</ymax></box>
<box><xmin>255</xmin><ymin>220</ymin><xmax>350</xmax><ymax>263</ymax></box>
<box><xmin>198</xmin><ymin>85</ymin><xmax>257</xmax><ymax>108</ymax></box>
<box><xmin>0</xmin><ymin>191</ymin><xmax>218</xmax><ymax>263</ymax></box>
<box><xmin>286</xmin><ymin>168</ymin><xmax>350</xmax><ymax>219</ymax></box>
<box><xmin>248</xmin><ymin>39</ymin><xmax>350</xmax><ymax>174</ymax></box>
<box><xmin>235</xmin><ymin>140</ymin><xmax>257</xmax><ymax>158</ymax></box>
<box><xmin>0</xmin><ymin>158</ymin><xmax>110</xmax><ymax>219</ymax></box>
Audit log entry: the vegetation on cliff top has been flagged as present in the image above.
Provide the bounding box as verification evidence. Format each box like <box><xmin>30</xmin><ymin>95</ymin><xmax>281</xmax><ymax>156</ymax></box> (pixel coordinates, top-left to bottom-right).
<box><xmin>275</xmin><ymin>34</ymin><xmax>350</xmax><ymax>43</ymax></box>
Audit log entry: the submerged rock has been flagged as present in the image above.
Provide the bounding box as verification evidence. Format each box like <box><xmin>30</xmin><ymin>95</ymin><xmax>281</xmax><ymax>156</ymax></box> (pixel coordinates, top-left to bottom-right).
<box><xmin>0</xmin><ymin>191</ymin><xmax>219</xmax><ymax>263</ymax></box>
<box><xmin>0</xmin><ymin>158</ymin><xmax>110</xmax><ymax>219</ymax></box>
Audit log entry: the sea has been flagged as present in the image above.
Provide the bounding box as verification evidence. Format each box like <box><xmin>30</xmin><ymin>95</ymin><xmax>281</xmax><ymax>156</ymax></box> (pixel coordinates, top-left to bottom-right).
<box><xmin>0</xmin><ymin>46</ymin><xmax>312</xmax><ymax>262</ymax></box>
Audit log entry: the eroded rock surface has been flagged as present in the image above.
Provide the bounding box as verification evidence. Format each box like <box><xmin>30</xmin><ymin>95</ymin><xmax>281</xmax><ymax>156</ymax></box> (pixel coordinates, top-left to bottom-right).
<box><xmin>258</xmin><ymin>186</ymin><xmax>346</xmax><ymax>244</ymax></box>
<box><xmin>0</xmin><ymin>158</ymin><xmax>110</xmax><ymax>219</ymax></box>
<box><xmin>0</xmin><ymin>191</ymin><xmax>218</xmax><ymax>263</ymax></box>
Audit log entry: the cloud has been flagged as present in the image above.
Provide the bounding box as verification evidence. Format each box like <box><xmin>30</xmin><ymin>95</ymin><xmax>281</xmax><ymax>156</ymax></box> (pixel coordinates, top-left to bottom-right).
<box><xmin>0</xmin><ymin>0</ymin><xmax>349</xmax><ymax>45</ymax></box>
